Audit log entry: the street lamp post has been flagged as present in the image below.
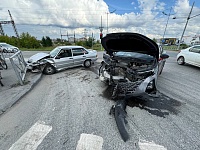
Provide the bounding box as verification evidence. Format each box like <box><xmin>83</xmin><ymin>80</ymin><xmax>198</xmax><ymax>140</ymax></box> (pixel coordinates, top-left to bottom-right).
<box><xmin>162</xmin><ymin>7</ymin><xmax>172</xmax><ymax>44</ymax></box>
<box><xmin>106</xmin><ymin>9</ymin><xmax>116</xmax><ymax>34</ymax></box>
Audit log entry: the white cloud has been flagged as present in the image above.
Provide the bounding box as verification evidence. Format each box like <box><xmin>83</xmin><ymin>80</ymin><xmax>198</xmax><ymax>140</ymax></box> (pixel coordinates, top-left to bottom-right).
<box><xmin>0</xmin><ymin>0</ymin><xmax>200</xmax><ymax>42</ymax></box>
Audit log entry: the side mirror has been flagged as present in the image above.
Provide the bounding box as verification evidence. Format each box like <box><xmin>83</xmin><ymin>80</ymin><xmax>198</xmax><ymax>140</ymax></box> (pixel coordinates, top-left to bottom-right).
<box><xmin>160</xmin><ymin>53</ymin><xmax>169</xmax><ymax>59</ymax></box>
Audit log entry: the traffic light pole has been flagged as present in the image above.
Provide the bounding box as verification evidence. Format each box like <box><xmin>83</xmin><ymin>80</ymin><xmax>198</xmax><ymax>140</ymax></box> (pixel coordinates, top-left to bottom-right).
<box><xmin>99</xmin><ymin>16</ymin><xmax>104</xmax><ymax>50</ymax></box>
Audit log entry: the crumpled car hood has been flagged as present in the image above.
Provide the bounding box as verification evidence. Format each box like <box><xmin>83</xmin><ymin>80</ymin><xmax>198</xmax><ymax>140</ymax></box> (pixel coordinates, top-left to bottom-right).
<box><xmin>28</xmin><ymin>52</ymin><xmax>50</xmax><ymax>63</ymax></box>
<box><xmin>101</xmin><ymin>32</ymin><xmax>159</xmax><ymax>60</ymax></box>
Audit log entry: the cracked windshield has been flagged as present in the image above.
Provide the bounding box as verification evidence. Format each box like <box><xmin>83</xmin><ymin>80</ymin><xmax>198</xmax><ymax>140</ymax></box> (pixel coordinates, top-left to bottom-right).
<box><xmin>1</xmin><ymin>0</ymin><xmax>200</xmax><ymax>150</ymax></box>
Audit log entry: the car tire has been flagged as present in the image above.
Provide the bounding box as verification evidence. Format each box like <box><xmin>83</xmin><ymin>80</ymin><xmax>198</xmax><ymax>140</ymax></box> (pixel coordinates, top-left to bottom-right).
<box><xmin>13</xmin><ymin>48</ymin><xmax>18</xmax><ymax>53</ymax></box>
<box><xmin>84</xmin><ymin>60</ymin><xmax>91</xmax><ymax>68</ymax></box>
<box><xmin>177</xmin><ymin>56</ymin><xmax>185</xmax><ymax>65</ymax></box>
<box><xmin>0</xmin><ymin>59</ymin><xmax>8</xmax><ymax>70</ymax></box>
<box><xmin>3</xmin><ymin>49</ymin><xmax>7</xmax><ymax>53</ymax></box>
<box><xmin>159</xmin><ymin>65</ymin><xmax>164</xmax><ymax>75</ymax></box>
<box><xmin>43</xmin><ymin>64</ymin><xmax>56</xmax><ymax>75</ymax></box>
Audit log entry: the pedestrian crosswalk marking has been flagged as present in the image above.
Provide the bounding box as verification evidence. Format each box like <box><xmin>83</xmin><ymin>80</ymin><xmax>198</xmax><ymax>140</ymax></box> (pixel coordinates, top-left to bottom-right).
<box><xmin>9</xmin><ymin>122</ymin><xmax>52</xmax><ymax>150</ymax></box>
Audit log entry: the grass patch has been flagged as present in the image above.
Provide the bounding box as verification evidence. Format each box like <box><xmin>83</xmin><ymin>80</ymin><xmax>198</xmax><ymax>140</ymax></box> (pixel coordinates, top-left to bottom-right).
<box><xmin>19</xmin><ymin>46</ymin><xmax>56</xmax><ymax>51</ymax></box>
<box><xmin>19</xmin><ymin>44</ymin><xmax>104</xmax><ymax>51</ymax></box>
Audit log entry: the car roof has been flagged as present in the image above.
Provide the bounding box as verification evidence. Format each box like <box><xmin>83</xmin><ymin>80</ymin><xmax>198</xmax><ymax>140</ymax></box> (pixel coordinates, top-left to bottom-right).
<box><xmin>57</xmin><ymin>46</ymin><xmax>85</xmax><ymax>49</ymax></box>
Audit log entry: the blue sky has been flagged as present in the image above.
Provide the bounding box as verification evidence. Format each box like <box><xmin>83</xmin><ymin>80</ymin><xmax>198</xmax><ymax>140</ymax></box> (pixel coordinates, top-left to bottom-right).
<box><xmin>0</xmin><ymin>0</ymin><xmax>200</xmax><ymax>43</ymax></box>
<box><xmin>105</xmin><ymin>0</ymin><xmax>200</xmax><ymax>14</ymax></box>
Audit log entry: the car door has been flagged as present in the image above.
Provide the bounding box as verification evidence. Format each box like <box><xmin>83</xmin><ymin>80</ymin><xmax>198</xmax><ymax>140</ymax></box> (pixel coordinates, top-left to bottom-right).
<box><xmin>193</xmin><ymin>46</ymin><xmax>200</xmax><ymax>65</ymax></box>
<box><xmin>72</xmin><ymin>48</ymin><xmax>86</xmax><ymax>66</ymax></box>
<box><xmin>187</xmin><ymin>46</ymin><xmax>200</xmax><ymax>65</ymax></box>
<box><xmin>54</xmin><ymin>48</ymin><xmax>74</xmax><ymax>69</ymax></box>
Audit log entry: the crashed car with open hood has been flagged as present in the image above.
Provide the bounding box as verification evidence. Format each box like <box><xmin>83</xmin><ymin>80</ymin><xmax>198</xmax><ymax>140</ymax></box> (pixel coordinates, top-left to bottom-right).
<box><xmin>99</xmin><ymin>32</ymin><xmax>169</xmax><ymax>98</ymax></box>
<box><xmin>99</xmin><ymin>32</ymin><xmax>169</xmax><ymax>142</ymax></box>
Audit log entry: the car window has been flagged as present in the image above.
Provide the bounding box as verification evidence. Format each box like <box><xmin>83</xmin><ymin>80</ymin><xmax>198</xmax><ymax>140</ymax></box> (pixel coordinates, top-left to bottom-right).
<box><xmin>193</xmin><ymin>46</ymin><xmax>200</xmax><ymax>49</ymax></box>
<box><xmin>72</xmin><ymin>48</ymin><xmax>85</xmax><ymax>56</ymax></box>
<box><xmin>57</xmin><ymin>49</ymin><xmax>72</xmax><ymax>58</ymax></box>
<box><xmin>189</xmin><ymin>46</ymin><xmax>200</xmax><ymax>53</ymax></box>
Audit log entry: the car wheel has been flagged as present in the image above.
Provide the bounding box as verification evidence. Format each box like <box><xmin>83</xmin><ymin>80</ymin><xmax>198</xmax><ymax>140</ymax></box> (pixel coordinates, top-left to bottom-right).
<box><xmin>43</xmin><ymin>64</ymin><xmax>56</xmax><ymax>75</ymax></box>
<box><xmin>0</xmin><ymin>59</ymin><xmax>8</xmax><ymax>69</ymax></box>
<box><xmin>159</xmin><ymin>64</ymin><xmax>164</xmax><ymax>75</ymax></box>
<box><xmin>3</xmin><ymin>49</ymin><xmax>7</xmax><ymax>53</ymax></box>
<box><xmin>13</xmin><ymin>48</ymin><xmax>18</xmax><ymax>53</ymax></box>
<box><xmin>84</xmin><ymin>60</ymin><xmax>91</xmax><ymax>68</ymax></box>
<box><xmin>177</xmin><ymin>56</ymin><xmax>185</xmax><ymax>65</ymax></box>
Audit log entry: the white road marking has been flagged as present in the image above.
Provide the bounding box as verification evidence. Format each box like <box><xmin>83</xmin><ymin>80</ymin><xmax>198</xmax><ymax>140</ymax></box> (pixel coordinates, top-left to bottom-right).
<box><xmin>9</xmin><ymin>122</ymin><xmax>52</xmax><ymax>150</ymax></box>
<box><xmin>76</xmin><ymin>133</ymin><xmax>103</xmax><ymax>150</ymax></box>
<box><xmin>138</xmin><ymin>139</ymin><xmax>167</xmax><ymax>150</ymax></box>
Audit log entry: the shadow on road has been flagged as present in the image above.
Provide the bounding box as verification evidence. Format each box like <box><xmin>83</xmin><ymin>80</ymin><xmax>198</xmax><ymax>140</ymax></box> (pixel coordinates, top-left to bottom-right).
<box><xmin>100</xmin><ymin>85</ymin><xmax>182</xmax><ymax>118</ymax></box>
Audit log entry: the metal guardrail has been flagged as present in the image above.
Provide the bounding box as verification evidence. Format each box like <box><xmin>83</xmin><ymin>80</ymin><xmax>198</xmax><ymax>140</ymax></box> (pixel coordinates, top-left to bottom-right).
<box><xmin>9</xmin><ymin>51</ymin><xmax>27</xmax><ymax>85</ymax></box>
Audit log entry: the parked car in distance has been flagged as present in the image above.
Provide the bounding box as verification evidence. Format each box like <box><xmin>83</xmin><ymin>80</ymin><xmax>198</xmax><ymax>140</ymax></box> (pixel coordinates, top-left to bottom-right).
<box><xmin>27</xmin><ymin>46</ymin><xmax>98</xmax><ymax>75</ymax></box>
<box><xmin>177</xmin><ymin>45</ymin><xmax>200</xmax><ymax>67</ymax></box>
<box><xmin>0</xmin><ymin>43</ymin><xmax>19</xmax><ymax>53</ymax></box>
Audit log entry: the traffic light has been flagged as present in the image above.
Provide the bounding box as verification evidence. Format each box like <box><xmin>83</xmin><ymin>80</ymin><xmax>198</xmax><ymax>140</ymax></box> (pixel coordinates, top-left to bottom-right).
<box><xmin>100</xmin><ymin>33</ymin><xmax>103</xmax><ymax>39</ymax></box>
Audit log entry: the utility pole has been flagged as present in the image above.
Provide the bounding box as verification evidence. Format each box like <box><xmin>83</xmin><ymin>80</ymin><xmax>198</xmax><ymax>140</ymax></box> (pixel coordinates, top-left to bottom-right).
<box><xmin>83</xmin><ymin>29</ymin><xmax>88</xmax><ymax>39</ymax></box>
<box><xmin>106</xmin><ymin>9</ymin><xmax>116</xmax><ymax>34</ymax></box>
<box><xmin>162</xmin><ymin>7</ymin><xmax>173</xmax><ymax>44</ymax></box>
<box><xmin>177</xmin><ymin>1</ymin><xmax>195</xmax><ymax>50</ymax></box>
<box><xmin>92</xmin><ymin>32</ymin><xmax>93</xmax><ymax>49</ymax></box>
<box><xmin>60</xmin><ymin>28</ymin><xmax>62</xmax><ymax>41</ymax></box>
<box><xmin>99</xmin><ymin>16</ymin><xmax>104</xmax><ymax>50</ymax></box>
<box><xmin>60</xmin><ymin>28</ymin><xmax>68</xmax><ymax>42</ymax></box>
<box><xmin>74</xmin><ymin>31</ymin><xmax>76</xmax><ymax>43</ymax></box>
<box><xmin>8</xmin><ymin>10</ymin><xmax>19</xmax><ymax>38</ymax></box>
<box><xmin>0</xmin><ymin>10</ymin><xmax>19</xmax><ymax>38</ymax></box>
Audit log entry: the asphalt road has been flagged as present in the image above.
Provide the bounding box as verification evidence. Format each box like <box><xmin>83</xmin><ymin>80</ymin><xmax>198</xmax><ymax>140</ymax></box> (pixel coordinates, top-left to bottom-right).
<box><xmin>1</xmin><ymin>51</ymin><xmax>200</xmax><ymax>150</ymax></box>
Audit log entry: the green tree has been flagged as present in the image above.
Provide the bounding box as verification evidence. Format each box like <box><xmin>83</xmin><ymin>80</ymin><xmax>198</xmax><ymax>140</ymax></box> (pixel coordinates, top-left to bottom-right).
<box><xmin>41</xmin><ymin>36</ymin><xmax>53</xmax><ymax>47</ymax></box>
<box><xmin>152</xmin><ymin>38</ymin><xmax>157</xmax><ymax>43</ymax></box>
<box><xmin>41</xmin><ymin>36</ymin><xmax>47</xmax><ymax>47</ymax></box>
<box><xmin>20</xmin><ymin>32</ymin><xmax>40</xmax><ymax>48</ymax></box>
<box><xmin>45</xmin><ymin>36</ymin><xmax>53</xmax><ymax>47</ymax></box>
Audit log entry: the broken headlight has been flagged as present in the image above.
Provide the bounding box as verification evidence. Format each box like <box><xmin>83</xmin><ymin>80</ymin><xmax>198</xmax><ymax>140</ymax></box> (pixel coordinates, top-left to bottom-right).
<box><xmin>146</xmin><ymin>80</ymin><xmax>154</xmax><ymax>90</ymax></box>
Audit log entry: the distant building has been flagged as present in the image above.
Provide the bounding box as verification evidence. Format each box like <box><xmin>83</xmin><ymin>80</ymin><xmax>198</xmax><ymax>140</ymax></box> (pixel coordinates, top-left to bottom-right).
<box><xmin>160</xmin><ymin>38</ymin><xmax>177</xmax><ymax>45</ymax></box>
<box><xmin>68</xmin><ymin>37</ymin><xmax>87</xmax><ymax>43</ymax></box>
<box><xmin>190</xmin><ymin>35</ymin><xmax>200</xmax><ymax>46</ymax></box>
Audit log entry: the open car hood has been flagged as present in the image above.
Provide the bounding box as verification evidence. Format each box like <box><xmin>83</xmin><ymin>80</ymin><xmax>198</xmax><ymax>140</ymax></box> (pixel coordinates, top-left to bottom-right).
<box><xmin>101</xmin><ymin>32</ymin><xmax>159</xmax><ymax>60</ymax></box>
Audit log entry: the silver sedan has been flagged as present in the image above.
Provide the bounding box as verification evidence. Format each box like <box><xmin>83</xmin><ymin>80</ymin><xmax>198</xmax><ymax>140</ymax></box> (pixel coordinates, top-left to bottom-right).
<box><xmin>27</xmin><ymin>46</ymin><xmax>98</xmax><ymax>75</ymax></box>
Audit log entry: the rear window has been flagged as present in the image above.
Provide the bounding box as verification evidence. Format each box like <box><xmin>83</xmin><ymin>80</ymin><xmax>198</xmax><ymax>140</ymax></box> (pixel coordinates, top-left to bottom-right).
<box><xmin>72</xmin><ymin>48</ymin><xmax>85</xmax><ymax>56</ymax></box>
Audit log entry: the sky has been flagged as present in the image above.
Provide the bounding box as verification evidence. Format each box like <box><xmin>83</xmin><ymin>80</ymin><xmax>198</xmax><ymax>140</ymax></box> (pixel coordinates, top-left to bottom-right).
<box><xmin>0</xmin><ymin>0</ymin><xmax>200</xmax><ymax>43</ymax></box>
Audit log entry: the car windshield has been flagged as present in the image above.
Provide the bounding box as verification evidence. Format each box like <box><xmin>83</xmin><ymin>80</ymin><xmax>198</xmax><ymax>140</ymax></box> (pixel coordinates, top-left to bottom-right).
<box><xmin>114</xmin><ymin>51</ymin><xmax>155</xmax><ymax>64</ymax></box>
<box><xmin>49</xmin><ymin>47</ymin><xmax>61</xmax><ymax>57</ymax></box>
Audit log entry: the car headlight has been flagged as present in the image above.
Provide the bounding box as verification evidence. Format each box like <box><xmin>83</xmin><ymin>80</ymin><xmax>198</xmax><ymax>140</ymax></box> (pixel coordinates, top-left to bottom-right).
<box><xmin>146</xmin><ymin>80</ymin><xmax>154</xmax><ymax>90</ymax></box>
<box><xmin>27</xmin><ymin>59</ymin><xmax>33</xmax><ymax>63</ymax></box>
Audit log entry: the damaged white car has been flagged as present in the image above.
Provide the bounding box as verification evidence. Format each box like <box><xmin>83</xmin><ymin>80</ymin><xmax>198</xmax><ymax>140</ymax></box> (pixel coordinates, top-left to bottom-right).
<box><xmin>27</xmin><ymin>46</ymin><xmax>98</xmax><ymax>75</ymax></box>
<box><xmin>99</xmin><ymin>32</ymin><xmax>169</xmax><ymax>98</ymax></box>
<box><xmin>99</xmin><ymin>32</ymin><xmax>169</xmax><ymax>142</ymax></box>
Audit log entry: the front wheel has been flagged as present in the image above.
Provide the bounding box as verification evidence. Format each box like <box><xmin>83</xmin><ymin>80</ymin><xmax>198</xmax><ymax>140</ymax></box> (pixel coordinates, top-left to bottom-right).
<box><xmin>84</xmin><ymin>60</ymin><xmax>91</xmax><ymax>68</ymax></box>
<box><xmin>43</xmin><ymin>64</ymin><xmax>56</xmax><ymax>75</ymax></box>
<box><xmin>177</xmin><ymin>56</ymin><xmax>185</xmax><ymax>65</ymax></box>
<box><xmin>0</xmin><ymin>59</ymin><xmax>8</xmax><ymax>69</ymax></box>
<box><xmin>3</xmin><ymin>49</ymin><xmax>7</xmax><ymax>53</ymax></box>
